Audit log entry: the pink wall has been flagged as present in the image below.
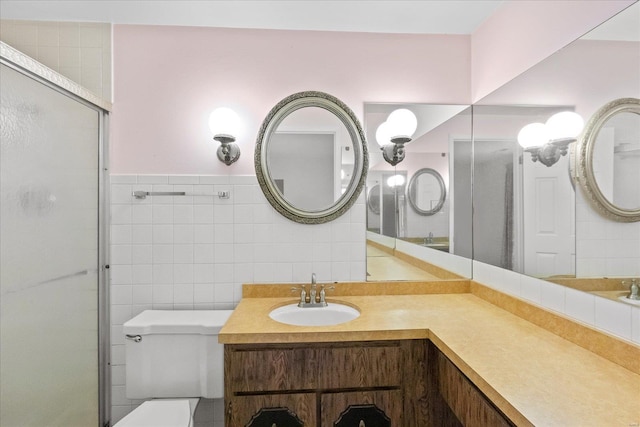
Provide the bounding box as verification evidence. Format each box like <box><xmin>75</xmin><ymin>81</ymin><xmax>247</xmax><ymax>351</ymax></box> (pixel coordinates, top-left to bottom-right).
<box><xmin>471</xmin><ymin>0</ymin><xmax>634</xmax><ymax>102</ymax></box>
<box><xmin>476</xmin><ymin>39</ymin><xmax>640</xmax><ymax>119</ymax></box>
<box><xmin>111</xmin><ymin>26</ymin><xmax>470</xmax><ymax>174</ymax></box>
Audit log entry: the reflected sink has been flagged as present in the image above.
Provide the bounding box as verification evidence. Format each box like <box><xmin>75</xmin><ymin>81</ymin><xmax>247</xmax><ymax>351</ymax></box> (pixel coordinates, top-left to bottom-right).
<box><xmin>421</xmin><ymin>243</ymin><xmax>450</xmax><ymax>252</ymax></box>
<box><xmin>269</xmin><ymin>303</ymin><xmax>360</xmax><ymax>326</ymax></box>
<box><xmin>618</xmin><ymin>296</ymin><xmax>640</xmax><ymax>306</ymax></box>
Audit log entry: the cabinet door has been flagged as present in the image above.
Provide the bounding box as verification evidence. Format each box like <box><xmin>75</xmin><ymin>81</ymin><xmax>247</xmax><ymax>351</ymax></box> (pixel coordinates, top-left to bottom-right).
<box><xmin>227</xmin><ymin>393</ymin><xmax>316</xmax><ymax>427</ymax></box>
<box><xmin>321</xmin><ymin>390</ymin><xmax>402</xmax><ymax>426</ymax></box>
<box><xmin>435</xmin><ymin>349</ymin><xmax>513</xmax><ymax>427</ymax></box>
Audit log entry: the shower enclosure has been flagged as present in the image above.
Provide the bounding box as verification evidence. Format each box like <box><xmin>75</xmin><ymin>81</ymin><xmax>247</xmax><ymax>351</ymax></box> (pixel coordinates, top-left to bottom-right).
<box><xmin>1</xmin><ymin>43</ymin><xmax>109</xmax><ymax>426</ymax></box>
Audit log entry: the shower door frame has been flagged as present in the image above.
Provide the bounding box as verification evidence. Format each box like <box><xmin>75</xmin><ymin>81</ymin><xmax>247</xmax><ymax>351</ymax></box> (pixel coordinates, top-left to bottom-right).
<box><xmin>1</xmin><ymin>42</ymin><xmax>111</xmax><ymax>427</ymax></box>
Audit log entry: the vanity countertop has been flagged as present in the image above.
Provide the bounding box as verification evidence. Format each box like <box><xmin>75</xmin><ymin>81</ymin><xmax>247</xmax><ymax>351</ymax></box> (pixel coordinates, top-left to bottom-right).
<box><xmin>220</xmin><ymin>282</ymin><xmax>640</xmax><ymax>426</ymax></box>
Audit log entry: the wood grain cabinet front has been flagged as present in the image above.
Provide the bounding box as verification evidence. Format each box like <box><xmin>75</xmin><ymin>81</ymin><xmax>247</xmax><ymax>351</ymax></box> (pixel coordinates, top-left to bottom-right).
<box><xmin>225</xmin><ymin>341</ymin><xmax>428</xmax><ymax>427</ymax></box>
<box><xmin>225</xmin><ymin>340</ymin><xmax>513</xmax><ymax>426</ymax></box>
<box><xmin>228</xmin><ymin>393</ymin><xmax>315</xmax><ymax>427</ymax></box>
<box><xmin>321</xmin><ymin>389</ymin><xmax>402</xmax><ymax>426</ymax></box>
<box><xmin>429</xmin><ymin>342</ymin><xmax>514</xmax><ymax>427</ymax></box>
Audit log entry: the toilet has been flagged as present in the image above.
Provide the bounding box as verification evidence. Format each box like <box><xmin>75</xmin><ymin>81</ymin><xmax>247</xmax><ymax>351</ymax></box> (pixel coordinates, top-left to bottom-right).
<box><xmin>114</xmin><ymin>309</ymin><xmax>233</xmax><ymax>427</ymax></box>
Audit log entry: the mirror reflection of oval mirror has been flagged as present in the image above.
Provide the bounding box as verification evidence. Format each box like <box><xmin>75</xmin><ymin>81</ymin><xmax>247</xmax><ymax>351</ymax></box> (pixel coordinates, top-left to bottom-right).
<box><xmin>407</xmin><ymin>168</ymin><xmax>446</xmax><ymax>216</ymax></box>
<box><xmin>579</xmin><ymin>97</ymin><xmax>640</xmax><ymax>222</ymax></box>
<box><xmin>256</xmin><ymin>91</ymin><xmax>368</xmax><ymax>224</ymax></box>
<box><xmin>367</xmin><ymin>184</ymin><xmax>380</xmax><ymax>215</ymax></box>
<box><xmin>592</xmin><ymin>110</ymin><xmax>640</xmax><ymax>211</ymax></box>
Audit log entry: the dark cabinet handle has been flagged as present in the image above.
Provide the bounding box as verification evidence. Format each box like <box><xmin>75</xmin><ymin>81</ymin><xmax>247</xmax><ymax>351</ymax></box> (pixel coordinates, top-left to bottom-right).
<box><xmin>246</xmin><ymin>407</ymin><xmax>303</xmax><ymax>427</ymax></box>
<box><xmin>335</xmin><ymin>405</ymin><xmax>390</xmax><ymax>427</ymax></box>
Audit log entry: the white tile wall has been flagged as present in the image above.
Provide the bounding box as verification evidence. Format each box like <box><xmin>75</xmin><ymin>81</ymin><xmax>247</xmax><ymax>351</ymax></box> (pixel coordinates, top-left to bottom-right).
<box><xmin>109</xmin><ymin>174</ymin><xmax>366</xmax><ymax>423</ymax></box>
<box><xmin>575</xmin><ymin>187</ymin><xmax>640</xmax><ymax>277</ymax></box>
<box><xmin>0</xmin><ymin>20</ymin><xmax>112</xmax><ymax>101</ymax></box>
<box><xmin>473</xmin><ymin>260</ymin><xmax>640</xmax><ymax>345</ymax></box>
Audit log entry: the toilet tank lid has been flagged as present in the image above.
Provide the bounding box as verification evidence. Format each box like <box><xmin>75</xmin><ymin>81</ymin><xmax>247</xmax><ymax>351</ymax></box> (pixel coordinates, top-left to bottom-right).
<box><xmin>123</xmin><ymin>310</ymin><xmax>233</xmax><ymax>335</ymax></box>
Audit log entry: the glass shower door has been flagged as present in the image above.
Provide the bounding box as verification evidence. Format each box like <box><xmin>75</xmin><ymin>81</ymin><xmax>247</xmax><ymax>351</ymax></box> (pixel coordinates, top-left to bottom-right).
<box><xmin>1</xmin><ymin>62</ymin><xmax>102</xmax><ymax>426</ymax></box>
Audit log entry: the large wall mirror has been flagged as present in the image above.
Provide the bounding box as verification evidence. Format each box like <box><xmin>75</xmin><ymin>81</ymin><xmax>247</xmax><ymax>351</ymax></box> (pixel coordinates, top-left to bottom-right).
<box><xmin>363</xmin><ymin>3</ymin><xmax>639</xmax><ymax>308</ymax></box>
<box><xmin>364</xmin><ymin>104</ymin><xmax>473</xmax><ymax>280</ymax></box>
<box><xmin>255</xmin><ymin>91</ymin><xmax>368</xmax><ymax>224</ymax></box>
<box><xmin>474</xmin><ymin>3</ymin><xmax>639</xmax><ymax>306</ymax></box>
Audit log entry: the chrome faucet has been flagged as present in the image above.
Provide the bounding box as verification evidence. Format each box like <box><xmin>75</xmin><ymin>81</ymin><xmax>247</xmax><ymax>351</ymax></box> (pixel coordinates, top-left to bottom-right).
<box><xmin>624</xmin><ymin>279</ymin><xmax>640</xmax><ymax>301</ymax></box>
<box><xmin>425</xmin><ymin>232</ymin><xmax>434</xmax><ymax>244</ymax></box>
<box><xmin>291</xmin><ymin>274</ymin><xmax>334</xmax><ymax>307</ymax></box>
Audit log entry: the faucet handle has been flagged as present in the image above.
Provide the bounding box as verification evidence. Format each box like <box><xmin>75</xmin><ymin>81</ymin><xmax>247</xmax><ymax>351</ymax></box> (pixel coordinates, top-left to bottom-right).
<box><xmin>319</xmin><ymin>284</ymin><xmax>335</xmax><ymax>305</ymax></box>
<box><xmin>291</xmin><ymin>285</ymin><xmax>307</xmax><ymax>306</ymax></box>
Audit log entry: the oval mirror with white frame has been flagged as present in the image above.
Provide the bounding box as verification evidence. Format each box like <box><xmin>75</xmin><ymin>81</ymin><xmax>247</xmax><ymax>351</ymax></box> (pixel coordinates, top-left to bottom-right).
<box><xmin>577</xmin><ymin>97</ymin><xmax>640</xmax><ymax>222</ymax></box>
<box><xmin>255</xmin><ymin>91</ymin><xmax>368</xmax><ymax>224</ymax></box>
<box><xmin>407</xmin><ymin>168</ymin><xmax>446</xmax><ymax>216</ymax></box>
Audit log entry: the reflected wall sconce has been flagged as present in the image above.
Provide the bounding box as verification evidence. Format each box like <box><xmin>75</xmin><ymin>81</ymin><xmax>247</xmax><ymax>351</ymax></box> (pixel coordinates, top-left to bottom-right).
<box><xmin>376</xmin><ymin>108</ymin><xmax>418</xmax><ymax>166</ymax></box>
<box><xmin>386</xmin><ymin>174</ymin><xmax>406</xmax><ymax>188</ymax></box>
<box><xmin>209</xmin><ymin>107</ymin><xmax>241</xmax><ymax>166</ymax></box>
<box><xmin>517</xmin><ymin>111</ymin><xmax>584</xmax><ymax>167</ymax></box>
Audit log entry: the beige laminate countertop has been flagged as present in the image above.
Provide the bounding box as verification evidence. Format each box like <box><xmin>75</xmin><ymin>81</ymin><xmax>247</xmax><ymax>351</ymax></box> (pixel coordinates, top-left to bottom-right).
<box><xmin>219</xmin><ymin>289</ymin><xmax>640</xmax><ymax>426</ymax></box>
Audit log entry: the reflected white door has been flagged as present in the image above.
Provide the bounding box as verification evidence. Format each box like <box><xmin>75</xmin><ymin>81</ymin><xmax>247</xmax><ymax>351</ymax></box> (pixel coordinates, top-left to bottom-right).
<box><xmin>1</xmin><ymin>63</ymin><xmax>102</xmax><ymax>426</ymax></box>
<box><xmin>523</xmin><ymin>154</ymin><xmax>575</xmax><ymax>277</ymax></box>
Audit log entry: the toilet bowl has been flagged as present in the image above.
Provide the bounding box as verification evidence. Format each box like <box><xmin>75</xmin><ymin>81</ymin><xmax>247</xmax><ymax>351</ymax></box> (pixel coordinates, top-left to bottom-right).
<box><xmin>113</xmin><ymin>310</ymin><xmax>233</xmax><ymax>427</ymax></box>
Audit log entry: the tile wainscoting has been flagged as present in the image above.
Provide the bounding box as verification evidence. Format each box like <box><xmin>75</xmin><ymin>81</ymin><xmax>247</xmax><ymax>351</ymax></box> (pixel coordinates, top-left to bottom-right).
<box><xmin>108</xmin><ymin>174</ymin><xmax>366</xmax><ymax>423</ymax></box>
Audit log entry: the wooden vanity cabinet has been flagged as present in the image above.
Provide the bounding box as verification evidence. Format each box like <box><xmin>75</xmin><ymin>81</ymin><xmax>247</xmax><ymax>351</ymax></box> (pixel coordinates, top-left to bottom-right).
<box><xmin>224</xmin><ymin>340</ymin><xmax>429</xmax><ymax>427</ymax></box>
<box><xmin>428</xmin><ymin>342</ymin><xmax>514</xmax><ymax>427</ymax></box>
<box><xmin>225</xmin><ymin>340</ymin><xmax>514</xmax><ymax>426</ymax></box>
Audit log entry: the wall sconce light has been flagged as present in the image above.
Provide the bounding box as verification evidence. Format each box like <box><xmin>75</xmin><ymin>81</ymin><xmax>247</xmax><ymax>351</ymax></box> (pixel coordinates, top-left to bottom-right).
<box><xmin>209</xmin><ymin>107</ymin><xmax>241</xmax><ymax>166</ymax></box>
<box><xmin>376</xmin><ymin>108</ymin><xmax>418</xmax><ymax>166</ymax></box>
<box><xmin>517</xmin><ymin>111</ymin><xmax>584</xmax><ymax>167</ymax></box>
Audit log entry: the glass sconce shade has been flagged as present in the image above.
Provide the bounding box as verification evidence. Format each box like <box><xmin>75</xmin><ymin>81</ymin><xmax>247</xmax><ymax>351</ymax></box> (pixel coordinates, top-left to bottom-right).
<box><xmin>209</xmin><ymin>107</ymin><xmax>241</xmax><ymax>138</ymax></box>
<box><xmin>517</xmin><ymin>122</ymin><xmax>548</xmax><ymax>148</ymax></box>
<box><xmin>387</xmin><ymin>174</ymin><xmax>406</xmax><ymax>187</ymax></box>
<box><xmin>386</xmin><ymin>108</ymin><xmax>417</xmax><ymax>138</ymax></box>
<box><xmin>376</xmin><ymin>121</ymin><xmax>392</xmax><ymax>147</ymax></box>
<box><xmin>545</xmin><ymin>111</ymin><xmax>584</xmax><ymax>140</ymax></box>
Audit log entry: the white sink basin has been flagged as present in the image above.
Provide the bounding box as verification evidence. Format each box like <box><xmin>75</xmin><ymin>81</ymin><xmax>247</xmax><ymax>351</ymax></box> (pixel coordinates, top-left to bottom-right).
<box><xmin>269</xmin><ymin>303</ymin><xmax>360</xmax><ymax>326</ymax></box>
<box><xmin>618</xmin><ymin>295</ymin><xmax>640</xmax><ymax>306</ymax></box>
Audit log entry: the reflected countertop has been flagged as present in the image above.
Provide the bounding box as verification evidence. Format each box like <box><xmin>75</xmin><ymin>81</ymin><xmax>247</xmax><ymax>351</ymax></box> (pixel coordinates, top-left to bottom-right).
<box><xmin>220</xmin><ymin>282</ymin><xmax>640</xmax><ymax>427</ymax></box>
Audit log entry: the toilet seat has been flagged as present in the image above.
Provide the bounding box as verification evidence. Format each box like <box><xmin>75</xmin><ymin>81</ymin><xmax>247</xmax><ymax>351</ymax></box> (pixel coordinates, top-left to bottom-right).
<box><xmin>114</xmin><ymin>398</ymin><xmax>199</xmax><ymax>427</ymax></box>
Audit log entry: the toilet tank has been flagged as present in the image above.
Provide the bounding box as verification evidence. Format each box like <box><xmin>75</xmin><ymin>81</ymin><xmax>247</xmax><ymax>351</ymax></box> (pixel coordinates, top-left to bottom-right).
<box><xmin>123</xmin><ymin>310</ymin><xmax>233</xmax><ymax>400</ymax></box>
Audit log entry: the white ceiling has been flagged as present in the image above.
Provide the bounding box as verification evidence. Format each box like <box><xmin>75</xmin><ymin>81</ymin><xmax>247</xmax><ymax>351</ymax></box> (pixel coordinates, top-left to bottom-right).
<box><xmin>0</xmin><ymin>0</ymin><xmax>505</xmax><ymax>34</ymax></box>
